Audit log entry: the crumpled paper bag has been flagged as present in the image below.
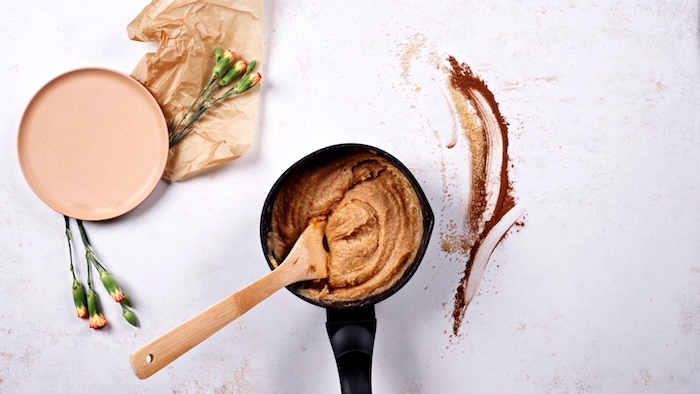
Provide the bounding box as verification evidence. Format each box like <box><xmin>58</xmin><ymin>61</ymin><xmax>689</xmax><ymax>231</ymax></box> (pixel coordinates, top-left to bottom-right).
<box><xmin>127</xmin><ymin>0</ymin><xmax>263</xmax><ymax>181</ymax></box>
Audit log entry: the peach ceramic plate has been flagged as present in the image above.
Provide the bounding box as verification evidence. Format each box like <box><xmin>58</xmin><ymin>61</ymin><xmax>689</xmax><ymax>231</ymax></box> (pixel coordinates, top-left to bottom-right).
<box><xmin>17</xmin><ymin>68</ymin><xmax>168</xmax><ymax>221</ymax></box>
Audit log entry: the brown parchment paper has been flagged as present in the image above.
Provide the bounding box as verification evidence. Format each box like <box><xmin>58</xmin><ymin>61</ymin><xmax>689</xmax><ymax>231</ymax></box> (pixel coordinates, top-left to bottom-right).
<box><xmin>127</xmin><ymin>0</ymin><xmax>263</xmax><ymax>181</ymax></box>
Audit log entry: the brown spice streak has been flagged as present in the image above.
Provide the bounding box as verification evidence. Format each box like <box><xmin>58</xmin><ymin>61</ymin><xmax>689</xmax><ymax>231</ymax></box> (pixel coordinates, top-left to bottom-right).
<box><xmin>447</xmin><ymin>56</ymin><xmax>516</xmax><ymax>336</ymax></box>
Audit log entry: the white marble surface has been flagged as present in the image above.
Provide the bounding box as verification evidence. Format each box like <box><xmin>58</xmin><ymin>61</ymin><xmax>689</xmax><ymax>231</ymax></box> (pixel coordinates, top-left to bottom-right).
<box><xmin>1</xmin><ymin>1</ymin><xmax>700</xmax><ymax>392</ymax></box>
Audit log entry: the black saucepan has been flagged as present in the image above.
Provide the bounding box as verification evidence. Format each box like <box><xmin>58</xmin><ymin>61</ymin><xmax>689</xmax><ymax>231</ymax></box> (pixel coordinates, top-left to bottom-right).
<box><xmin>260</xmin><ymin>144</ymin><xmax>434</xmax><ymax>394</ymax></box>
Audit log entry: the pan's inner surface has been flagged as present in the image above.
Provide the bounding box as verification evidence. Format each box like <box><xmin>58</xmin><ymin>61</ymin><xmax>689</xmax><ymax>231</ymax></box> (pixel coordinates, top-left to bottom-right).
<box><xmin>260</xmin><ymin>144</ymin><xmax>434</xmax><ymax>309</ymax></box>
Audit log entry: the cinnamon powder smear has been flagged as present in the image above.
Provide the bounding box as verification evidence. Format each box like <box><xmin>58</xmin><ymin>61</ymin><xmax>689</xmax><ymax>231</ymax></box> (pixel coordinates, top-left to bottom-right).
<box><xmin>445</xmin><ymin>56</ymin><xmax>518</xmax><ymax>337</ymax></box>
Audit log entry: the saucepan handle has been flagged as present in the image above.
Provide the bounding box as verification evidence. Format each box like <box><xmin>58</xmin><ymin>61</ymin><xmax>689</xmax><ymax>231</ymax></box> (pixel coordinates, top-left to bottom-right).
<box><xmin>326</xmin><ymin>305</ymin><xmax>376</xmax><ymax>394</ymax></box>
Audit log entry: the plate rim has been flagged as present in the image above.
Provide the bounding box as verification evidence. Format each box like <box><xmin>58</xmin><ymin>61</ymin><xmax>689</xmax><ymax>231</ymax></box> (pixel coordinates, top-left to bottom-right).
<box><xmin>17</xmin><ymin>67</ymin><xmax>169</xmax><ymax>221</ymax></box>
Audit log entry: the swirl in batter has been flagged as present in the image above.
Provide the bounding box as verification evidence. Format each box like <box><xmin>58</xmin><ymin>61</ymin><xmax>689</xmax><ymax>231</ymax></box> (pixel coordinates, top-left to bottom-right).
<box><xmin>268</xmin><ymin>151</ymin><xmax>423</xmax><ymax>304</ymax></box>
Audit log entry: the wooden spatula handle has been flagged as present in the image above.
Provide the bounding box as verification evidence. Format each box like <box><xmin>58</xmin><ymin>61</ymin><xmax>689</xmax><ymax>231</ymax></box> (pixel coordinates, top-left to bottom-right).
<box><xmin>130</xmin><ymin>220</ymin><xmax>328</xmax><ymax>379</ymax></box>
<box><xmin>130</xmin><ymin>266</ymin><xmax>290</xmax><ymax>379</ymax></box>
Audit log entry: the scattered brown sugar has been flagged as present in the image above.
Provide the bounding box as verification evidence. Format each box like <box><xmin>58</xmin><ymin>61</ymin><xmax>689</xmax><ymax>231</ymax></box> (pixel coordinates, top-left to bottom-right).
<box><xmin>445</xmin><ymin>56</ymin><xmax>517</xmax><ymax>336</ymax></box>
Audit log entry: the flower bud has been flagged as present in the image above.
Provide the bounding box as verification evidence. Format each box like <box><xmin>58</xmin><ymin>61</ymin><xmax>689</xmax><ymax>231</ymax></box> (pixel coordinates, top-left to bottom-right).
<box><xmin>72</xmin><ymin>280</ymin><xmax>88</xmax><ymax>319</ymax></box>
<box><xmin>219</xmin><ymin>60</ymin><xmax>247</xmax><ymax>86</ymax></box>
<box><xmin>233</xmin><ymin>72</ymin><xmax>262</xmax><ymax>94</ymax></box>
<box><xmin>122</xmin><ymin>307</ymin><xmax>138</xmax><ymax>327</ymax></box>
<box><xmin>214</xmin><ymin>47</ymin><xmax>223</xmax><ymax>62</ymax></box>
<box><xmin>120</xmin><ymin>293</ymin><xmax>133</xmax><ymax>308</ymax></box>
<box><xmin>99</xmin><ymin>270</ymin><xmax>124</xmax><ymax>303</ymax></box>
<box><xmin>212</xmin><ymin>49</ymin><xmax>235</xmax><ymax>79</ymax></box>
<box><xmin>87</xmin><ymin>290</ymin><xmax>107</xmax><ymax>329</ymax></box>
<box><xmin>246</xmin><ymin>60</ymin><xmax>257</xmax><ymax>74</ymax></box>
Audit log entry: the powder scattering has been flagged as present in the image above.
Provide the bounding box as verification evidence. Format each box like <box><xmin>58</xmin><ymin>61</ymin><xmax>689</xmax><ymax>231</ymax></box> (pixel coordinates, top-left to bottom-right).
<box><xmin>397</xmin><ymin>33</ymin><xmax>427</xmax><ymax>83</ymax></box>
<box><xmin>444</xmin><ymin>56</ymin><xmax>519</xmax><ymax>337</ymax></box>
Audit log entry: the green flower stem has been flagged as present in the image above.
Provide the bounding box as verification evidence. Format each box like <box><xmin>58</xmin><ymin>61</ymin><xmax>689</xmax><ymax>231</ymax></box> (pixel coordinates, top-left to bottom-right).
<box><xmin>86</xmin><ymin>248</ymin><xmax>94</xmax><ymax>290</ymax></box>
<box><xmin>169</xmin><ymin>85</ymin><xmax>249</xmax><ymax>147</ymax></box>
<box><xmin>202</xmin><ymin>83</ymin><xmax>224</xmax><ymax>103</ymax></box>
<box><xmin>170</xmin><ymin>105</ymin><xmax>212</xmax><ymax>147</ymax></box>
<box><xmin>169</xmin><ymin>127</ymin><xmax>191</xmax><ymax>147</ymax></box>
<box><xmin>74</xmin><ymin>220</ymin><xmax>95</xmax><ymax>290</ymax></box>
<box><xmin>76</xmin><ymin>219</ymin><xmax>90</xmax><ymax>249</ymax></box>
<box><xmin>169</xmin><ymin>76</ymin><xmax>218</xmax><ymax>141</ymax></box>
<box><xmin>76</xmin><ymin>220</ymin><xmax>106</xmax><ymax>273</ymax></box>
<box><xmin>206</xmin><ymin>90</ymin><xmax>243</xmax><ymax>108</ymax></box>
<box><xmin>64</xmin><ymin>216</ymin><xmax>77</xmax><ymax>281</ymax></box>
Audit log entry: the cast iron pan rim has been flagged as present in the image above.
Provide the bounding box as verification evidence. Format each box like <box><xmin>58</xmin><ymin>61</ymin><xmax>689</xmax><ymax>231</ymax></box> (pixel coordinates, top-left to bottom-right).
<box><xmin>259</xmin><ymin>142</ymin><xmax>435</xmax><ymax>310</ymax></box>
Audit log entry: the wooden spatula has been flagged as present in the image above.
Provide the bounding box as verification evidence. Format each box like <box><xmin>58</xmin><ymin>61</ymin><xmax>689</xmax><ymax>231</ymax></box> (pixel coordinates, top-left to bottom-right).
<box><xmin>129</xmin><ymin>218</ymin><xmax>328</xmax><ymax>379</ymax></box>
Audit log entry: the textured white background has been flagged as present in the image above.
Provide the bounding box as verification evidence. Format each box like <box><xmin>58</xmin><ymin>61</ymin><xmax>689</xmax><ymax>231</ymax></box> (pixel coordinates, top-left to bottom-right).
<box><xmin>1</xmin><ymin>1</ymin><xmax>699</xmax><ymax>393</ymax></box>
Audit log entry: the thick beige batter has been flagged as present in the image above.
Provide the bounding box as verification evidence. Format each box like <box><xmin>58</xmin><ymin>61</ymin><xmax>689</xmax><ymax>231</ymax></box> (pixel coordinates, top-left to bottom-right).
<box><xmin>268</xmin><ymin>151</ymin><xmax>424</xmax><ymax>303</ymax></box>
